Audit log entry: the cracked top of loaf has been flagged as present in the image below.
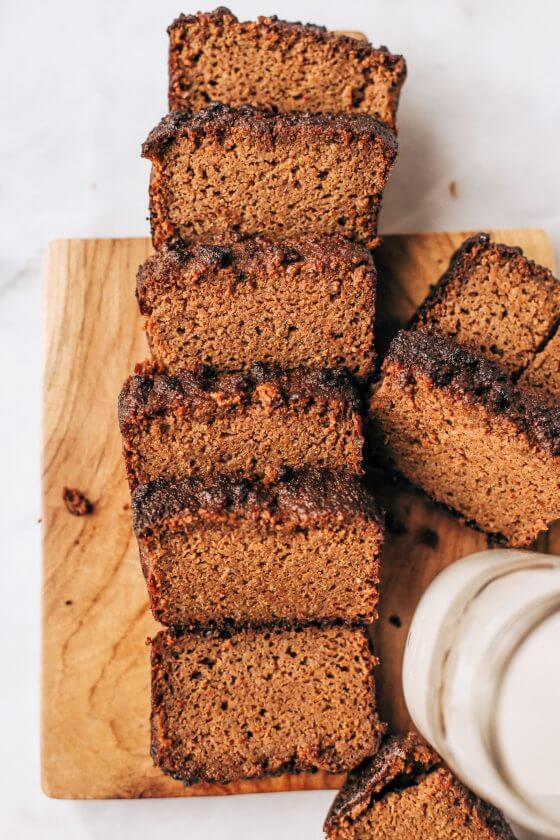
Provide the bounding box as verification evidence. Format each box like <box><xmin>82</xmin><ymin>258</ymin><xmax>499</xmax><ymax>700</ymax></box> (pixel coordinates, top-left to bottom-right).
<box><xmin>118</xmin><ymin>362</ymin><xmax>362</xmax><ymax>430</ymax></box>
<box><xmin>168</xmin><ymin>7</ymin><xmax>405</xmax><ymax>69</ymax></box>
<box><xmin>142</xmin><ymin>102</ymin><xmax>398</xmax><ymax>161</ymax></box>
<box><xmin>136</xmin><ymin>234</ymin><xmax>375</xmax><ymax>314</ymax></box>
<box><xmin>132</xmin><ymin>468</ymin><xmax>384</xmax><ymax>536</ymax></box>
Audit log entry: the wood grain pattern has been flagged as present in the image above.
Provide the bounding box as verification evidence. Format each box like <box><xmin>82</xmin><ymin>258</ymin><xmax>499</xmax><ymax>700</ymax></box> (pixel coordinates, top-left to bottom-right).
<box><xmin>42</xmin><ymin>229</ymin><xmax>557</xmax><ymax>799</ymax></box>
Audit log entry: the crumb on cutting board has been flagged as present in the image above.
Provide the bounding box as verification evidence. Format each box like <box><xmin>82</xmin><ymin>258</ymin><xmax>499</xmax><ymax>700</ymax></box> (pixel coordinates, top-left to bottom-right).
<box><xmin>62</xmin><ymin>487</ymin><xmax>94</xmax><ymax>516</ymax></box>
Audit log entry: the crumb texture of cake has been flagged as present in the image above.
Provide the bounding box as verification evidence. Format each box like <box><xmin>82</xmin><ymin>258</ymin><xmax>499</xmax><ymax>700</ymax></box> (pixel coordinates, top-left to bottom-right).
<box><xmin>520</xmin><ymin>327</ymin><xmax>560</xmax><ymax>404</ymax></box>
<box><xmin>142</xmin><ymin>105</ymin><xmax>397</xmax><ymax>249</ymax></box>
<box><xmin>369</xmin><ymin>331</ymin><xmax>560</xmax><ymax>546</ymax></box>
<box><xmin>132</xmin><ymin>468</ymin><xmax>383</xmax><ymax>627</ymax></box>
<box><xmin>137</xmin><ymin>235</ymin><xmax>376</xmax><ymax>380</ymax></box>
<box><xmin>324</xmin><ymin>733</ymin><xmax>515</xmax><ymax>839</ymax></box>
<box><xmin>151</xmin><ymin>625</ymin><xmax>385</xmax><ymax>785</ymax></box>
<box><xmin>168</xmin><ymin>8</ymin><xmax>406</xmax><ymax>129</ymax></box>
<box><xmin>412</xmin><ymin>233</ymin><xmax>560</xmax><ymax>377</ymax></box>
<box><xmin>119</xmin><ymin>363</ymin><xmax>364</xmax><ymax>490</ymax></box>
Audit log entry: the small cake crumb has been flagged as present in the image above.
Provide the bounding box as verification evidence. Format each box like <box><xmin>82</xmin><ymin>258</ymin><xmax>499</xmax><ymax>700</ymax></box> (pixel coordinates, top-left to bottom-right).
<box><xmin>62</xmin><ymin>487</ymin><xmax>93</xmax><ymax>516</ymax></box>
<box><xmin>449</xmin><ymin>180</ymin><xmax>458</xmax><ymax>198</ymax></box>
<box><xmin>388</xmin><ymin>614</ymin><xmax>402</xmax><ymax>628</ymax></box>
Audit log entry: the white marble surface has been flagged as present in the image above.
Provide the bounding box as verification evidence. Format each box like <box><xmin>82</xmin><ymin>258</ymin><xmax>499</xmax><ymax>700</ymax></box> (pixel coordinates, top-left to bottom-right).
<box><xmin>1</xmin><ymin>0</ymin><xmax>559</xmax><ymax>837</ymax></box>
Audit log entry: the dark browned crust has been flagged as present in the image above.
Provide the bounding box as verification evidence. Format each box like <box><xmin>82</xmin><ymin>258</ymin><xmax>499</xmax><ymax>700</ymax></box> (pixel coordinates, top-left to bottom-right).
<box><xmin>158</xmin><ymin>618</ymin><xmax>378</xmax><ymax>641</ymax></box>
<box><xmin>132</xmin><ymin>468</ymin><xmax>384</xmax><ymax>536</ymax></box>
<box><xmin>118</xmin><ymin>362</ymin><xmax>362</xmax><ymax>432</ymax></box>
<box><xmin>142</xmin><ymin>102</ymin><xmax>398</xmax><ymax>163</ymax></box>
<box><xmin>136</xmin><ymin>234</ymin><xmax>375</xmax><ymax>316</ymax></box>
<box><xmin>384</xmin><ymin>330</ymin><xmax>560</xmax><ymax>458</ymax></box>
<box><xmin>324</xmin><ymin>733</ymin><xmax>514</xmax><ymax>839</ymax></box>
<box><xmin>151</xmin><ymin>624</ymin><xmax>384</xmax><ymax>786</ymax></box>
<box><xmin>168</xmin><ymin>8</ymin><xmax>405</xmax><ymax>71</ymax></box>
<box><xmin>410</xmin><ymin>233</ymin><xmax>560</xmax><ymax>335</ymax></box>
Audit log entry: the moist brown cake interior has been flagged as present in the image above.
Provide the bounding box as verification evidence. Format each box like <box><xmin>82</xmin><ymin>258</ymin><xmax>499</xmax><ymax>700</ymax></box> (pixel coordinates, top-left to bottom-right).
<box><xmin>520</xmin><ymin>327</ymin><xmax>560</xmax><ymax>404</ymax></box>
<box><xmin>324</xmin><ymin>733</ymin><xmax>515</xmax><ymax>839</ymax></box>
<box><xmin>369</xmin><ymin>330</ymin><xmax>560</xmax><ymax>545</ymax></box>
<box><xmin>151</xmin><ymin>624</ymin><xmax>385</xmax><ymax>785</ymax></box>
<box><xmin>119</xmin><ymin>363</ymin><xmax>364</xmax><ymax>490</ymax></box>
<box><xmin>136</xmin><ymin>235</ymin><xmax>377</xmax><ymax>380</ymax></box>
<box><xmin>168</xmin><ymin>8</ymin><xmax>406</xmax><ymax>129</ymax></box>
<box><xmin>412</xmin><ymin>233</ymin><xmax>560</xmax><ymax>377</ymax></box>
<box><xmin>133</xmin><ymin>468</ymin><xmax>384</xmax><ymax>627</ymax></box>
<box><xmin>143</xmin><ymin>104</ymin><xmax>397</xmax><ymax>249</ymax></box>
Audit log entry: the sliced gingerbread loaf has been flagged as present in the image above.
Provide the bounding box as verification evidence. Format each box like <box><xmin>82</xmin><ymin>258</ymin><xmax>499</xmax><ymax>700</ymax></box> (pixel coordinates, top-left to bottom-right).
<box><xmin>132</xmin><ymin>468</ymin><xmax>383</xmax><ymax>627</ymax></box>
<box><xmin>369</xmin><ymin>330</ymin><xmax>560</xmax><ymax>546</ymax></box>
<box><xmin>324</xmin><ymin>733</ymin><xmax>514</xmax><ymax>839</ymax></box>
<box><xmin>119</xmin><ymin>363</ymin><xmax>364</xmax><ymax>491</ymax></box>
<box><xmin>412</xmin><ymin>233</ymin><xmax>560</xmax><ymax>379</ymax></box>
<box><xmin>151</xmin><ymin>624</ymin><xmax>385</xmax><ymax>785</ymax></box>
<box><xmin>168</xmin><ymin>8</ymin><xmax>406</xmax><ymax>129</ymax></box>
<box><xmin>136</xmin><ymin>235</ymin><xmax>377</xmax><ymax>380</ymax></box>
<box><xmin>142</xmin><ymin>104</ymin><xmax>397</xmax><ymax>249</ymax></box>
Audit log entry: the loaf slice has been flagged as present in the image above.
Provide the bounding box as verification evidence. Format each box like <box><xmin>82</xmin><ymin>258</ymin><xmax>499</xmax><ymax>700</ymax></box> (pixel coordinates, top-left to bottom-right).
<box><xmin>136</xmin><ymin>235</ymin><xmax>376</xmax><ymax>380</ymax></box>
<box><xmin>412</xmin><ymin>233</ymin><xmax>560</xmax><ymax>377</ymax></box>
<box><xmin>119</xmin><ymin>363</ymin><xmax>364</xmax><ymax>490</ymax></box>
<box><xmin>324</xmin><ymin>733</ymin><xmax>514</xmax><ymax>839</ymax></box>
<box><xmin>142</xmin><ymin>105</ymin><xmax>397</xmax><ymax>249</ymax></box>
<box><xmin>369</xmin><ymin>330</ymin><xmax>560</xmax><ymax>546</ymax></box>
<box><xmin>168</xmin><ymin>8</ymin><xmax>406</xmax><ymax>129</ymax></box>
<box><xmin>151</xmin><ymin>624</ymin><xmax>385</xmax><ymax>785</ymax></box>
<box><xmin>132</xmin><ymin>468</ymin><xmax>383</xmax><ymax>627</ymax></box>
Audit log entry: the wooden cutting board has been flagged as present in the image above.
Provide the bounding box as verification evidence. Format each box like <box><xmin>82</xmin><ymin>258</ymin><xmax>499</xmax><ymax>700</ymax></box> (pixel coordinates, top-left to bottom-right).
<box><xmin>41</xmin><ymin>229</ymin><xmax>558</xmax><ymax>800</ymax></box>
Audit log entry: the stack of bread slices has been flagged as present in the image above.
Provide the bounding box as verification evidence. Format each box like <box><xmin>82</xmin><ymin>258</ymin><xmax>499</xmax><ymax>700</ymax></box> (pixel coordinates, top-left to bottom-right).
<box><xmin>118</xmin><ymin>8</ymin><xmax>560</xmax><ymax>818</ymax></box>
<box><xmin>119</xmin><ymin>8</ymin><xmax>405</xmax><ymax>787</ymax></box>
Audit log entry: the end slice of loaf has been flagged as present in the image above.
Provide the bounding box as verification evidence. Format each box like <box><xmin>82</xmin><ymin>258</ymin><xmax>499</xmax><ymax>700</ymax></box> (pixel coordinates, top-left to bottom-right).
<box><xmin>168</xmin><ymin>8</ymin><xmax>406</xmax><ymax>129</ymax></box>
<box><xmin>324</xmin><ymin>733</ymin><xmax>515</xmax><ymax>839</ymax></box>
<box><xmin>136</xmin><ymin>235</ymin><xmax>377</xmax><ymax>380</ymax></box>
<box><xmin>369</xmin><ymin>330</ymin><xmax>560</xmax><ymax>546</ymax></box>
<box><xmin>412</xmin><ymin>233</ymin><xmax>560</xmax><ymax>379</ymax></box>
<box><xmin>133</xmin><ymin>468</ymin><xmax>383</xmax><ymax>627</ymax></box>
<box><xmin>119</xmin><ymin>363</ymin><xmax>364</xmax><ymax>490</ymax></box>
<box><xmin>151</xmin><ymin>624</ymin><xmax>385</xmax><ymax>785</ymax></box>
<box><xmin>142</xmin><ymin>105</ymin><xmax>397</xmax><ymax>249</ymax></box>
